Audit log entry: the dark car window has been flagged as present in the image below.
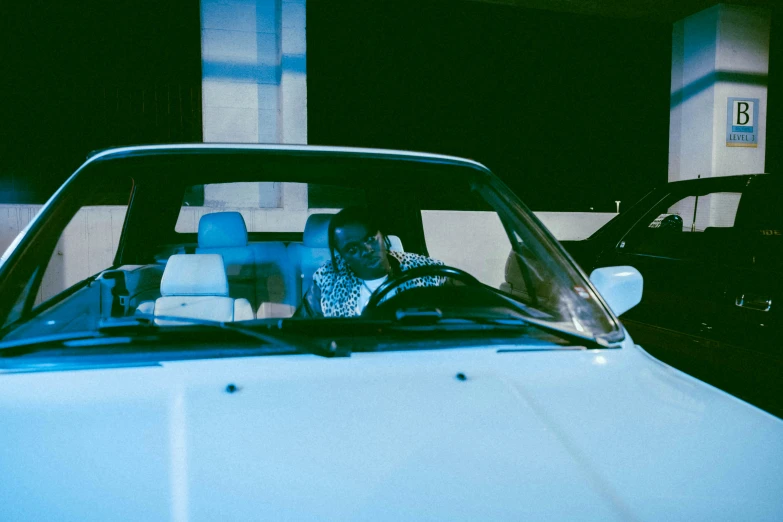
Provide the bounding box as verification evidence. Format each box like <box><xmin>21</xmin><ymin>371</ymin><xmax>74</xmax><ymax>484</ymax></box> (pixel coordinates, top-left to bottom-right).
<box><xmin>619</xmin><ymin>189</ymin><xmax>741</xmax><ymax>261</ymax></box>
<box><xmin>617</xmin><ymin>175</ymin><xmax>782</xmax><ymax>270</ymax></box>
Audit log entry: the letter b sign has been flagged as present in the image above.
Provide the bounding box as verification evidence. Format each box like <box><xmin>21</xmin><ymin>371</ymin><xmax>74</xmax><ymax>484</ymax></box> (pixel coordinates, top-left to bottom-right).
<box><xmin>727</xmin><ymin>97</ymin><xmax>759</xmax><ymax>146</ymax></box>
<box><xmin>733</xmin><ymin>100</ymin><xmax>754</xmax><ymax>126</ymax></box>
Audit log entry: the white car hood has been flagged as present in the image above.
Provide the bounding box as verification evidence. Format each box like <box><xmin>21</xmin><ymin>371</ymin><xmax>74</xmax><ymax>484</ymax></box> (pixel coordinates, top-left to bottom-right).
<box><xmin>0</xmin><ymin>339</ymin><xmax>781</xmax><ymax>522</ymax></box>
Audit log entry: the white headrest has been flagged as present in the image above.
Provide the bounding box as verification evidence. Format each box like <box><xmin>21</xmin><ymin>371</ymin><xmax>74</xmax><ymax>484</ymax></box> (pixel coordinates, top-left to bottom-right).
<box><xmin>199</xmin><ymin>212</ymin><xmax>248</xmax><ymax>249</ymax></box>
<box><xmin>387</xmin><ymin>235</ymin><xmax>404</xmax><ymax>252</ymax></box>
<box><xmin>161</xmin><ymin>254</ymin><xmax>229</xmax><ymax>297</ymax></box>
<box><xmin>303</xmin><ymin>214</ymin><xmax>332</xmax><ymax>248</ymax></box>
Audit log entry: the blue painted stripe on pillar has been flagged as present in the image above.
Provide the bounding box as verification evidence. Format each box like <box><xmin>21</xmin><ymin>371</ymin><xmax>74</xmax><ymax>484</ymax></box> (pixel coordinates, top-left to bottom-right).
<box><xmin>670</xmin><ymin>70</ymin><xmax>767</xmax><ymax>109</ymax></box>
<box><xmin>281</xmin><ymin>54</ymin><xmax>307</xmax><ymax>74</ymax></box>
<box><xmin>202</xmin><ymin>61</ymin><xmax>281</xmax><ymax>84</ymax></box>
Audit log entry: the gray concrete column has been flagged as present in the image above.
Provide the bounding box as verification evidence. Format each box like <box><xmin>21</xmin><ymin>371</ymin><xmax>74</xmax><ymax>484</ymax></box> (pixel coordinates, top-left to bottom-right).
<box><xmin>669</xmin><ymin>4</ymin><xmax>771</xmax><ymax>182</ymax></box>
<box><xmin>279</xmin><ymin>0</ymin><xmax>308</xmax><ymax>145</ymax></box>
<box><xmin>200</xmin><ymin>0</ymin><xmax>307</xmax><ymax>209</ymax></box>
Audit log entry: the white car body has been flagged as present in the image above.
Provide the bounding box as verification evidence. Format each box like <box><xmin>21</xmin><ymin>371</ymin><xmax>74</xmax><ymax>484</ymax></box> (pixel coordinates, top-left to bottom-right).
<box><xmin>0</xmin><ymin>145</ymin><xmax>781</xmax><ymax>521</ymax></box>
<box><xmin>1</xmin><ymin>333</ymin><xmax>781</xmax><ymax>521</ymax></box>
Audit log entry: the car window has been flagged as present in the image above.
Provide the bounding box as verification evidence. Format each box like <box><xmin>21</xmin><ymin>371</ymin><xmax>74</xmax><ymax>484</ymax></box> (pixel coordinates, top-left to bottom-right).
<box><xmin>418</xmin><ymin>186</ymin><xmax>584</xmax><ymax>323</ymax></box>
<box><xmin>36</xmin><ymin>184</ymin><xmax>133</xmax><ymax>305</ymax></box>
<box><xmin>667</xmin><ymin>192</ymin><xmax>742</xmax><ymax>232</ymax></box>
<box><xmin>417</xmin><ymin>188</ymin><xmax>505</xmax><ymax>288</ymax></box>
<box><xmin>422</xmin><ymin>209</ymin><xmax>509</xmax><ymax>289</ymax></box>
<box><xmin>619</xmin><ymin>189</ymin><xmax>743</xmax><ymax>262</ymax></box>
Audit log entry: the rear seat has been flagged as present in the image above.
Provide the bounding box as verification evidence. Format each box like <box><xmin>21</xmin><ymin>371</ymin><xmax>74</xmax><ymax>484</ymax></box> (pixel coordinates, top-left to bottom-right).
<box><xmin>196</xmin><ymin>212</ymin><xmax>257</xmax><ymax>306</ymax></box>
<box><xmin>195</xmin><ymin>212</ymin><xmax>296</xmax><ymax>315</ymax></box>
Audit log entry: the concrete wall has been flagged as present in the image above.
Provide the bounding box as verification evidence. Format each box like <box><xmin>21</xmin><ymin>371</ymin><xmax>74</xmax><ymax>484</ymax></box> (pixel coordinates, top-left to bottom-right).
<box><xmin>0</xmin><ymin>205</ymin><xmax>42</xmax><ymax>254</ymax></box>
<box><xmin>1</xmin><ymin>205</ymin><xmax>614</xmax><ymax>302</ymax></box>
<box><xmin>1</xmin><ymin>205</ymin><xmax>127</xmax><ymax>303</ymax></box>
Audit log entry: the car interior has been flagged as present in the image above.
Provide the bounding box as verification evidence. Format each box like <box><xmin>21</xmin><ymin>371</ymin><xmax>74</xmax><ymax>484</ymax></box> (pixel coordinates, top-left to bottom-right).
<box><xmin>133</xmin><ymin>210</ymin><xmax>408</xmax><ymax>322</ymax></box>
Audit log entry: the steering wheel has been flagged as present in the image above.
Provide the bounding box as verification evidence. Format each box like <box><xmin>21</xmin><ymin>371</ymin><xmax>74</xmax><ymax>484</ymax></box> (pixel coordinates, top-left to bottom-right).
<box><xmin>363</xmin><ymin>265</ymin><xmax>482</xmax><ymax>312</ymax></box>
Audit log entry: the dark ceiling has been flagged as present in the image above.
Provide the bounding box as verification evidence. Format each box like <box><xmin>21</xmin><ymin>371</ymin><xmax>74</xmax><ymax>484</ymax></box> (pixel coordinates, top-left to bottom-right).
<box><xmin>470</xmin><ymin>0</ymin><xmax>776</xmax><ymax>22</ymax></box>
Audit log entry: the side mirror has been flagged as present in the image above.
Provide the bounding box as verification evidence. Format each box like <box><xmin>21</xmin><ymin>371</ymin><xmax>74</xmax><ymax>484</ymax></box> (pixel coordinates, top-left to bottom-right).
<box><xmin>589</xmin><ymin>266</ymin><xmax>643</xmax><ymax>316</ymax></box>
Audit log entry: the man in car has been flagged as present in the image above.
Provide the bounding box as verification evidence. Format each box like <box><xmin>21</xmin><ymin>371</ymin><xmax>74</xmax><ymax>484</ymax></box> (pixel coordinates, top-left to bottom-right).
<box><xmin>296</xmin><ymin>206</ymin><xmax>444</xmax><ymax>317</ymax></box>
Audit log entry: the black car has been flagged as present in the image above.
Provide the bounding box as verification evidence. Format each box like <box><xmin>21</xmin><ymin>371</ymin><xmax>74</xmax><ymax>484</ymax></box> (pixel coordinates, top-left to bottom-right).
<box><xmin>563</xmin><ymin>173</ymin><xmax>782</xmax><ymax>417</ymax></box>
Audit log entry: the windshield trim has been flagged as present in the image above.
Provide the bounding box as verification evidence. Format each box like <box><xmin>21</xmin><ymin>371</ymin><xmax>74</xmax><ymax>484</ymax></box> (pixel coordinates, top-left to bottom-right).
<box><xmin>84</xmin><ymin>143</ymin><xmax>493</xmax><ymax>172</ymax></box>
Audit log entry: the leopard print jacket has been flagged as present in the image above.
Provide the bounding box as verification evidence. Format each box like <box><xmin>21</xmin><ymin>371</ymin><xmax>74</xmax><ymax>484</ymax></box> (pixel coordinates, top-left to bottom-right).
<box><xmin>313</xmin><ymin>250</ymin><xmax>444</xmax><ymax>317</ymax></box>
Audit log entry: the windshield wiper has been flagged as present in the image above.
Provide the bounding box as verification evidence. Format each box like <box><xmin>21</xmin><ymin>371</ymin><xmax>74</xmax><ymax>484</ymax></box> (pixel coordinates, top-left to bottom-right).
<box><xmin>393</xmin><ymin>307</ymin><xmax>614</xmax><ymax>349</ymax></box>
<box><xmin>0</xmin><ymin>316</ymin><xmax>348</xmax><ymax>358</ymax></box>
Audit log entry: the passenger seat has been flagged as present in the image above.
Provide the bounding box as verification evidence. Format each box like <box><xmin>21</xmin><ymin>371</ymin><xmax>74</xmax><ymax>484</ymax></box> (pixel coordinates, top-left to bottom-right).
<box><xmin>136</xmin><ymin>254</ymin><xmax>254</xmax><ymax>324</ymax></box>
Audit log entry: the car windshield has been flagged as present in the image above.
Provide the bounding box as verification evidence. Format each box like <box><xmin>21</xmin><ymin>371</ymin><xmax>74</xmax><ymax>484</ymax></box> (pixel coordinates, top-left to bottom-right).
<box><xmin>0</xmin><ymin>146</ymin><xmax>619</xmax><ymax>352</ymax></box>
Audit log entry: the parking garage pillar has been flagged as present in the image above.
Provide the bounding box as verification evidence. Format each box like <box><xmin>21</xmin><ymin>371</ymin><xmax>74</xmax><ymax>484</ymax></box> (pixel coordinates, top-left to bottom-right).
<box><xmin>669</xmin><ymin>4</ymin><xmax>770</xmax><ymax>182</ymax></box>
<box><xmin>200</xmin><ymin>0</ymin><xmax>307</xmax><ymax>209</ymax></box>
